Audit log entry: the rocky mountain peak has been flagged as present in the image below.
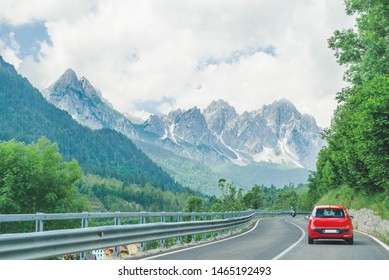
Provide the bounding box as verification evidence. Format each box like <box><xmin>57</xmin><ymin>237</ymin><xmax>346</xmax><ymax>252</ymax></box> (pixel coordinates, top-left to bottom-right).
<box><xmin>56</xmin><ymin>68</ymin><xmax>79</xmax><ymax>88</ymax></box>
<box><xmin>161</xmin><ymin>106</ymin><xmax>212</xmax><ymax>145</ymax></box>
<box><xmin>41</xmin><ymin>69</ymin><xmax>137</xmax><ymax>136</ymax></box>
<box><xmin>301</xmin><ymin>113</ymin><xmax>320</xmax><ymax>132</ymax></box>
<box><xmin>203</xmin><ymin>99</ymin><xmax>237</xmax><ymax>135</ymax></box>
<box><xmin>63</xmin><ymin>68</ymin><xmax>78</xmax><ymax>80</ymax></box>
<box><xmin>79</xmin><ymin>76</ymin><xmax>106</xmax><ymax>105</ymax></box>
<box><xmin>143</xmin><ymin>98</ymin><xmax>324</xmax><ymax>169</ymax></box>
<box><xmin>265</xmin><ymin>98</ymin><xmax>299</xmax><ymax>114</ymax></box>
<box><xmin>175</xmin><ymin>107</ymin><xmax>207</xmax><ymax>133</ymax></box>
<box><xmin>263</xmin><ymin>98</ymin><xmax>302</xmax><ymax>125</ymax></box>
<box><xmin>38</xmin><ymin>63</ymin><xmax>325</xmax><ymax>189</ymax></box>
<box><xmin>205</xmin><ymin>99</ymin><xmax>235</xmax><ymax>112</ymax></box>
<box><xmin>42</xmin><ymin>68</ymin><xmax>80</xmax><ymax>102</ymax></box>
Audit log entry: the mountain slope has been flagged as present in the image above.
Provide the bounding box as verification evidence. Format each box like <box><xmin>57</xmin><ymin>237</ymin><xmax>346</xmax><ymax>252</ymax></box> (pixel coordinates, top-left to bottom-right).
<box><xmin>0</xmin><ymin>56</ymin><xmax>186</xmax><ymax>194</ymax></box>
<box><xmin>143</xmin><ymin>98</ymin><xmax>324</xmax><ymax>169</ymax></box>
<box><xmin>41</xmin><ymin>68</ymin><xmax>137</xmax><ymax>137</ymax></box>
<box><xmin>42</xmin><ymin>68</ymin><xmax>325</xmax><ymax>191</ymax></box>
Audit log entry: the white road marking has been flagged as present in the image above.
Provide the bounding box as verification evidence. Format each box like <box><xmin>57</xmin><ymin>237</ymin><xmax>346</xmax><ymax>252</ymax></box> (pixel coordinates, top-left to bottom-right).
<box><xmin>140</xmin><ymin>218</ymin><xmax>389</xmax><ymax>260</ymax></box>
<box><xmin>356</xmin><ymin>230</ymin><xmax>389</xmax><ymax>252</ymax></box>
<box><xmin>141</xmin><ymin>219</ymin><xmax>262</xmax><ymax>260</ymax></box>
<box><xmin>271</xmin><ymin>219</ymin><xmax>305</xmax><ymax>260</ymax></box>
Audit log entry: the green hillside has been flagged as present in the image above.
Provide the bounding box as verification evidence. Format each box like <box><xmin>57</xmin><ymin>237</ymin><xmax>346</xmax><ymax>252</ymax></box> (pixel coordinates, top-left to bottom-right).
<box><xmin>0</xmin><ymin>56</ymin><xmax>188</xmax><ymax>195</ymax></box>
<box><xmin>214</xmin><ymin>161</ymin><xmax>310</xmax><ymax>190</ymax></box>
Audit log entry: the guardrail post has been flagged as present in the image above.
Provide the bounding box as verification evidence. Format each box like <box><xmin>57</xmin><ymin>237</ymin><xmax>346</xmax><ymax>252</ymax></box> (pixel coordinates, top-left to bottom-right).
<box><xmin>239</xmin><ymin>212</ymin><xmax>244</xmax><ymax>230</ymax></box>
<box><xmin>80</xmin><ymin>211</ymin><xmax>88</xmax><ymax>260</ymax></box>
<box><xmin>140</xmin><ymin>213</ymin><xmax>146</xmax><ymax>252</ymax></box>
<box><xmin>81</xmin><ymin>212</ymin><xmax>89</xmax><ymax>228</ymax></box>
<box><xmin>218</xmin><ymin>212</ymin><xmax>222</xmax><ymax>237</ymax></box>
<box><xmin>35</xmin><ymin>212</ymin><xmax>44</xmax><ymax>232</ymax></box>
<box><xmin>224</xmin><ymin>213</ymin><xmax>228</xmax><ymax>235</ymax></box>
<box><xmin>114</xmin><ymin>211</ymin><xmax>121</xmax><ymax>257</ymax></box>
<box><xmin>191</xmin><ymin>214</ymin><xmax>196</xmax><ymax>243</ymax></box>
<box><xmin>211</xmin><ymin>214</ymin><xmax>215</xmax><ymax>239</ymax></box>
<box><xmin>202</xmin><ymin>213</ymin><xmax>207</xmax><ymax>240</ymax></box>
<box><xmin>114</xmin><ymin>211</ymin><xmax>121</xmax><ymax>226</ymax></box>
<box><xmin>230</xmin><ymin>212</ymin><xmax>236</xmax><ymax>234</ymax></box>
<box><xmin>160</xmin><ymin>212</ymin><xmax>166</xmax><ymax>248</ymax></box>
<box><xmin>176</xmin><ymin>212</ymin><xmax>183</xmax><ymax>245</ymax></box>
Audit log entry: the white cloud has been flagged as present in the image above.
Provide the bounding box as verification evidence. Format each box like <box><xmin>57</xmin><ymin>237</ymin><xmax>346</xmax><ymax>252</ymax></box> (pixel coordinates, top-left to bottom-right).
<box><xmin>0</xmin><ymin>0</ymin><xmax>355</xmax><ymax>128</ymax></box>
<box><xmin>0</xmin><ymin>33</ymin><xmax>22</xmax><ymax>67</ymax></box>
<box><xmin>0</xmin><ymin>0</ymin><xmax>96</xmax><ymax>25</ymax></box>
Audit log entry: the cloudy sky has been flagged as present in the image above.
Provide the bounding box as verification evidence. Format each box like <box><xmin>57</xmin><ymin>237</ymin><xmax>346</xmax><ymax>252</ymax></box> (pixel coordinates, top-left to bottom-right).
<box><xmin>0</xmin><ymin>0</ymin><xmax>355</xmax><ymax>128</ymax></box>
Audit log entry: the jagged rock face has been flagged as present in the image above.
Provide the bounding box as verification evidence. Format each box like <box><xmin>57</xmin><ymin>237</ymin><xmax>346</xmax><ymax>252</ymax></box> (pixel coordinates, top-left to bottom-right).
<box><xmin>42</xmin><ymin>69</ymin><xmax>324</xmax><ymax>170</ymax></box>
<box><xmin>41</xmin><ymin>69</ymin><xmax>137</xmax><ymax>138</ymax></box>
<box><xmin>144</xmin><ymin>98</ymin><xmax>324</xmax><ymax>169</ymax></box>
<box><xmin>174</xmin><ymin>107</ymin><xmax>214</xmax><ymax>145</ymax></box>
<box><xmin>143</xmin><ymin>114</ymin><xmax>167</xmax><ymax>137</ymax></box>
<box><xmin>203</xmin><ymin>99</ymin><xmax>238</xmax><ymax>135</ymax></box>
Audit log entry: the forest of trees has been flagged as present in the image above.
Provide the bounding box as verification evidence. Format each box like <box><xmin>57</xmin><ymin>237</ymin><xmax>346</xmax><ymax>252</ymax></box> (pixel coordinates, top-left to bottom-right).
<box><xmin>182</xmin><ymin>178</ymin><xmax>307</xmax><ymax>214</ymax></box>
<box><xmin>307</xmin><ymin>0</ymin><xmax>388</xmax><ymax>203</ymax></box>
<box><xmin>0</xmin><ymin>137</ymin><xmax>307</xmax><ymax>214</ymax></box>
<box><xmin>76</xmin><ymin>173</ymin><xmax>192</xmax><ymax>212</ymax></box>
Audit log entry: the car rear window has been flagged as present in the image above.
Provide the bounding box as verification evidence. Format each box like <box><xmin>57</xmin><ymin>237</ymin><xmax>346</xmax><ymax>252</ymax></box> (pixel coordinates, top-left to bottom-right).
<box><xmin>315</xmin><ymin>208</ymin><xmax>345</xmax><ymax>218</ymax></box>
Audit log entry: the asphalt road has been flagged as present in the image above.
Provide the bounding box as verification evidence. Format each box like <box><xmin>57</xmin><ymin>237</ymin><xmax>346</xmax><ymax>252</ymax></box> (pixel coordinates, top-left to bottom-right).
<box><xmin>141</xmin><ymin>216</ymin><xmax>389</xmax><ymax>260</ymax></box>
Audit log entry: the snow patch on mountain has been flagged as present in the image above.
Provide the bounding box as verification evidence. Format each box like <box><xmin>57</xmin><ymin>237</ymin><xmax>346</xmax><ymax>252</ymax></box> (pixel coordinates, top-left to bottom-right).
<box><xmin>42</xmin><ymin>68</ymin><xmax>325</xmax><ymax>190</ymax></box>
<box><xmin>142</xmin><ymin>98</ymin><xmax>324</xmax><ymax>170</ymax></box>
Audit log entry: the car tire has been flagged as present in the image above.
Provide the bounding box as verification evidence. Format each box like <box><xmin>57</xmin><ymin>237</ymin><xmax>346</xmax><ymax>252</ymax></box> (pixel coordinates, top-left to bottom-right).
<box><xmin>346</xmin><ymin>236</ymin><xmax>353</xmax><ymax>245</ymax></box>
<box><xmin>308</xmin><ymin>236</ymin><xmax>314</xmax><ymax>244</ymax></box>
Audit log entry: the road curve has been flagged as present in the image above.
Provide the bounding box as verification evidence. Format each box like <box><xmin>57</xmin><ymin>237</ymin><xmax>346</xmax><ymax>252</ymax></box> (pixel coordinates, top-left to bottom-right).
<box><xmin>279</xmin><ymin>216</ymin><xmax>389</xmax><ymax>260</ymax></box>
<box><xmin>140</xmin><ymin>216</ymin><xmax>389</xmax><ymax>260</ymax></box>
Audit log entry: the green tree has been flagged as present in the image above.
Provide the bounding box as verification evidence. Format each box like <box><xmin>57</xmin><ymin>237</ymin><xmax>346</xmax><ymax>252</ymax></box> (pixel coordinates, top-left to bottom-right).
<box><xmin>242</xmin><ymin>185</ymin><xmax>264</xmax><ymax>209</ymax></box>
<box><xmin>211</xmin><ymin>179</ymin><xmax>244</xmax><ymax>211</ymax></box>
<box><xmin>328</xmin><ymin>0</ymin><xmax>389</xmax><ymax>98</ymax></box>
<box><xmin>297</xmin><ymin>191</ymin><xmax>314</xmax><ymax>211</ymax></box>
<box><xmin>327</xmin><ymin>75</ymin><xmax>389</xmax><ymax>191</ymax></box>
<box><xmin>310</xmin><ymin>0</ymin><xmax>389</xmax><ymax>196</ymax></box>
<box><xmin>0</xmin><ymin>138</ymin><xmax>86</xmax><ymax>214</ymax></box>
<box><xmin>183</xmin><ymin>196</ymin><xmax>204</xmax><ymax>212</ymax></box>
<box><xmin>275</xmin><ymin>187</ymin><xmax>298</xmax><ymax>210</ymax></box>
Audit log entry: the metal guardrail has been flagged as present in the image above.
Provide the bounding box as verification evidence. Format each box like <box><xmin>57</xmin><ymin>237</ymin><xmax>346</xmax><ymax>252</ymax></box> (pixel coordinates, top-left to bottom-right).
<box><xmin>0</xmin><ymin>210</ymin><xmax>255</xmax><ymax>260</ymax></box>
<box><xmin>0</xmin><ymin>210</ymin><xmax>309</xmax><ymax>260</ymax></box>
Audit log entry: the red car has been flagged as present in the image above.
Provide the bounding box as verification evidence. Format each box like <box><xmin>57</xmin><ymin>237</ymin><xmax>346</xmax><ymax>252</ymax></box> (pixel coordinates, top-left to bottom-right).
<box><xmin>306</xmin><ymin>205</ymin><xmax>354</xmax><ymax>245</ymax></box>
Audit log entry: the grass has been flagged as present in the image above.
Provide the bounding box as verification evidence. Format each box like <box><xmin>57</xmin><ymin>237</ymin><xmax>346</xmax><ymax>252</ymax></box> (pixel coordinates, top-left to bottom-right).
<box><xmin>316</xmin><ymin>185</ymin><xmax>388</xmax><ymax>220</ymax></box>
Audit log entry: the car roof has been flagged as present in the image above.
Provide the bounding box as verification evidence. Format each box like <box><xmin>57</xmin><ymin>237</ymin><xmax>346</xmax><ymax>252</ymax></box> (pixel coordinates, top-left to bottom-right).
<box><xmin>314</xmin><ymin>205</ymin><xmax>345</xmax><ymax>209</ymax></box>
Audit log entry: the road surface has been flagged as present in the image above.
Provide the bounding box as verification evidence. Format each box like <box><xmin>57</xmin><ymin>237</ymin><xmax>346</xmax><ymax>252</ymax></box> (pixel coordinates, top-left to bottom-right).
<box><xmin>140</xmin><ymin>216</ymin><xmax>389</xmax><ymax>260</ymax></box>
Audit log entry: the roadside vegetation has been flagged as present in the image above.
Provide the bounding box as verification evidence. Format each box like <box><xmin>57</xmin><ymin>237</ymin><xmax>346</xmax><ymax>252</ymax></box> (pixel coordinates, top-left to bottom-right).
<box><xmin>306</xmin><ymin>0</ymin><xmax>388</xmax><ymax>223</ymax></box>
<box><xmin>316</xmin><ymin>185</ymin><xmax>388</xmax><ymax>220</ymax></box>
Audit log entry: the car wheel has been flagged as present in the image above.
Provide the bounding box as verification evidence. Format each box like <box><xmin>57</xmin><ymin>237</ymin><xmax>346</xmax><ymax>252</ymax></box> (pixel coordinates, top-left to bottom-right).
<box><xmin>346</xmin><ymin>236</ymin><xmax>353</xmax><ymax>245</ymax></box>
<box><xmin>308</xmin><ymin>236</ymin><xmax>314</xmax><ymax>244</ymax></box>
